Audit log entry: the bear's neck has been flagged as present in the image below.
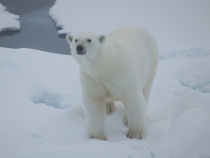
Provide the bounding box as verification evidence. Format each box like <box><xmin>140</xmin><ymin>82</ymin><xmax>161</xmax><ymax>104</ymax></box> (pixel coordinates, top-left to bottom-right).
<box><xmin>79</xmin><ymin>50</ymin><xmax>107</xmax><ymax>79</ymax></box>
<box><xmin>80</xmin><ymin>41</ymin><xmax>121</xmax><ymax>80</ymax></box>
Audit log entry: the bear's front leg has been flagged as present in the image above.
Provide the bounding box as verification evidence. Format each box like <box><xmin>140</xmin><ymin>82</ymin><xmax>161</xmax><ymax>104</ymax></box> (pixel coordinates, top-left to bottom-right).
<box><xmin>80</xmin><ymin>71</ymin><xmax>108</xmax><ymax>140</ymax></box>
<box><xmin>123</xmin><ymin>90</ymin><xmax>148</xmax><ymax>139</ymax></box>
<box><xmin>83</xmin><ymin>95</ymin><xmax>107</xmax><ymax>140</ymax></box>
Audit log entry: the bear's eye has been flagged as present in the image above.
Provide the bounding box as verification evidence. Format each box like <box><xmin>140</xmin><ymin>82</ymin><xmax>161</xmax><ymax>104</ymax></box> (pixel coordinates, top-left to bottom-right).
<box><xmin>87</xmin><ymin>39</ymin><xmax>91</xmax><ymax>43</ymax></box>
<box><xmin>75</xmin><ymin>39</ymin><xmax>78</xmax><ymax>43</ymax></box>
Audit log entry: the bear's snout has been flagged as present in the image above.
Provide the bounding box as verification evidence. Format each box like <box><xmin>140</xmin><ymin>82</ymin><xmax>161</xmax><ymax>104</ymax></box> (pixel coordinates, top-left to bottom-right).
<box><xmin>76</xmin><ymin>45</ymin><xmax>85</xmax><ymax>55</ymax></box>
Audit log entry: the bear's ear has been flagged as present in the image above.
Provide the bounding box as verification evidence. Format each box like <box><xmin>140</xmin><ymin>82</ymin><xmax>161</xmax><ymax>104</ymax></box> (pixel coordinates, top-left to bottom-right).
<box><xmin>66</xmin><ymin>34</ymin><xmax>74</xmax><ymax>44</ymax></box>
<box><xmin>98</xmin><ymin>35</ymin><xmax>106</xmax><ymax>44</ymax></box>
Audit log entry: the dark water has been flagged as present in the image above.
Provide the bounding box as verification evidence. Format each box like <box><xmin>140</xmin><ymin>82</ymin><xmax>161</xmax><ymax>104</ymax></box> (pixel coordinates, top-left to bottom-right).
<box><xmin>0</xmin><ymin>0</ymin><xmax>70</xmax><ymax>55</ymax></box>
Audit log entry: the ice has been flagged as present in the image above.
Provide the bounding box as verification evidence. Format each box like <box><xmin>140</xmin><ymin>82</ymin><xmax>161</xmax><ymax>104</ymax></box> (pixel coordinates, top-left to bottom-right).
<box><xmin>0</xmin><ymin>47</ymin><xmax>210</xmax><ymax>157</ymax></box>
<box><xmin>0</xmin><ymin>3</ymin><xmax>20</xmax><ymax>32</ymax></box>
<box><xmin>49</xmin><ymin>0</ymin><xmax>210</xmax><ymax>50</ymax></box>
<box><xmin>160</xmin><ymin>48</ymin><xmax>210</xmax><ymax>60</ymax></box>
<box><xmin>31</xmin><ymin>90</ymin><xmax>64</xmax><ymax>109</ymax></box>
<box><xmin>150</xmin><ymin>108</ymin><xmax>210</xmax><ymax>158</ymax></box>
<box><xmin>179</xmin><ymin>59</ymin><xmax>210</xmax><ymax>93</ymax></box>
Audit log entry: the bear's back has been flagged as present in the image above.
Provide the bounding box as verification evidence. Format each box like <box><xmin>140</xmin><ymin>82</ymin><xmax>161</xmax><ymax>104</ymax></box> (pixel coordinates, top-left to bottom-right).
<box><xmin>108</xmin><ymin>26</ymin><xmax>158</xmax><ymax>60</ymax></box>
<box><xmin>108</xmin><ymin>26</ymin><xmax>159</xmax><ymax>86</ymax></box>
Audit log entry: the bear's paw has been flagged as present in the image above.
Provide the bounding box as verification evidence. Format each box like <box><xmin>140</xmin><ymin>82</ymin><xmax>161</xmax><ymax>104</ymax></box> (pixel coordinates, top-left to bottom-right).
<box><xmin>87</xmin><ymin>131</ymin><xmax>108</xmax><ymax>141</ymax></box>
<box><xmin>126</xmin><ymin>128</ymin><xmax>148</xmax><ymax>140</ymax></box>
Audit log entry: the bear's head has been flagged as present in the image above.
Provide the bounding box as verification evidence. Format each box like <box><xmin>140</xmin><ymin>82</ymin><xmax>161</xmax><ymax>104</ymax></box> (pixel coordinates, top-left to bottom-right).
<box><xmin>66</xmin><ymin>33</ymin><xmax>106</xmax><ymax>59</ymax></box>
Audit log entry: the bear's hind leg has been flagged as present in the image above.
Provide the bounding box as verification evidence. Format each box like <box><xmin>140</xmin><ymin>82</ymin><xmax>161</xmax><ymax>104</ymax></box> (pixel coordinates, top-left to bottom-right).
<box><xmin>106</xmin><ymin>99</ymin><xmax>116</xmax><ymax>115</ymax></box>
<box><xmin>123</xmin><ymin>114</ymin><xmax>128</xmax><ymax>127</ymax></box>
<box><xmin>143</xmin><ymin>62</ymin><xmax>158</xmax><ymax>104</ymax></box>
<box><xmin>123</xmin><ymin>91</ymin><xmax>148</xmax><ymax>139</ymax></box>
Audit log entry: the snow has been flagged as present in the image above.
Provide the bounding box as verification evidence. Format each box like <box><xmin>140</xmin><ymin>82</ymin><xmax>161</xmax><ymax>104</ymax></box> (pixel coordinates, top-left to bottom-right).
<box><xmin>0</xmin><ymin>47</ymin><xmax>210</xmax><ymax>158</ymax></box>
<box><xmin>49</xmin><ymin>0</ymin><xmax>210</xmax><ymax>51</ymax></box>
<box><xmin>0</xmin><ymin>3</ymin><xmax>20</xmax><ymax>32</ymax></box>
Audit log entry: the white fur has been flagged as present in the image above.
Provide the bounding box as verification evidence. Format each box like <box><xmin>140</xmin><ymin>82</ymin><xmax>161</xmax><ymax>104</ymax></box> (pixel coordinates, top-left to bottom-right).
<box><xmin>66</xmin><ymin>26</ymin><xmax>159</xmax><ymax>140</ymax></box>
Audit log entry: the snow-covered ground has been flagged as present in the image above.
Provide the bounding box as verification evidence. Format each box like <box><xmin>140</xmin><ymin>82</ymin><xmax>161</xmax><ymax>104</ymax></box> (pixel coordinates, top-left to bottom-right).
<box><xmin>0</xmin><ymin>3</ymin><xmax>20</xmax><ymax>32</ymax></box>
<box><xmin>0</xmin><ymin>47</ymin><xmax>210</xmax><ymax>158</ymax></box>
<box><xmin>49</xmin><ymin>0</ymin><xmax>210</xmax><ymax>51</ymax></box>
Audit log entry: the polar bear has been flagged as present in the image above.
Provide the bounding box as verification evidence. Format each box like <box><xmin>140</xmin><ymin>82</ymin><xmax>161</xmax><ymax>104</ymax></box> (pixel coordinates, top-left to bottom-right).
<box><xmin>66</xmin><ymin>26</ymin><xmax>159</xmax><ymax>140</ymax></box>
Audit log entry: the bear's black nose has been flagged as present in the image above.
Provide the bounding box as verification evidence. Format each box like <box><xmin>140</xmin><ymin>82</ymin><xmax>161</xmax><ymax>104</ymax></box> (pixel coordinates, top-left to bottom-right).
<box><xmin>76</xmin><ymin>45</ymin><xmax>84</xmax><ymax>53</ymax></box>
